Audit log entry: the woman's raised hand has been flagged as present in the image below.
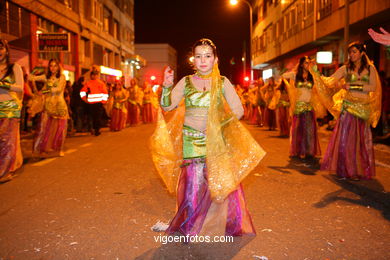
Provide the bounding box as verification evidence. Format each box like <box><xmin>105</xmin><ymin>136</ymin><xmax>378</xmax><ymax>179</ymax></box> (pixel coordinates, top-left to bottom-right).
<box><xmin>163</xmin><ymin>66</ymin><xmax>174</xmax><ymax>87</ymax></box>
<box><xmin>368</xmin><ymin>27</ymin><xmax>390</xmax><ymax>46</ymax></box>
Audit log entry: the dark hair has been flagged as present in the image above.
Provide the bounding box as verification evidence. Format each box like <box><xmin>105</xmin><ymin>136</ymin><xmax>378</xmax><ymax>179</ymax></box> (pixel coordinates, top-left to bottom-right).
<box><xmin>347</xmin><ymin>41</ymin><xmax>370</xmax><ymax>75</ymax></box>
<box><xmin>130</xmin><ymin>78</ymin><xmax>138</xmax><ymax>85</ymax></box>
<box><xmin>72</xmin><ymin>76</ymin><xmax>85</xmax><ymax>94</ymax></box>
<box><xmin>0</xmin><ymin>39</ymin><xmax>10</xmax><ymax>65</ymax></box>
<box><xmin>90</xmin><ymin>70</ymin><xmax>99</xmax><ymax>76</ymax></box>
<box><xmin>267</xmin><ymin>77</ymin><xmax>276</xmax><ymax>85</ymax></box>
<box><xmin>257</xmin><ymin>78</ymin><xmax>264</xmax><ymax>86</ymax></box>
<box><xmin>296</xmin><ymin>56</ymin><xmax>313</xmax><ymax>83</ymax></box>
<box><xmin>46</xmin><ymin>58</ymin><xmax>62</xmax><ymax>78</ymax></box>
<box><xmin>278</xmin><ymin>79</ymin><xmax>287</xmax><ymax>92</ymax></box>
<box><xmin>77</xmin><ymin>76</ymin><xmax>85</xmax><ymax>85</ymax></box>
<box><xmin>192</xmin><ymin>38</ymin><xmax>217</xmax><ymax>57</ymax></box>
<box><xmin>0</xmin><ymin>39</ymin><xmax>15</xmax><ymax>80</ymax></box>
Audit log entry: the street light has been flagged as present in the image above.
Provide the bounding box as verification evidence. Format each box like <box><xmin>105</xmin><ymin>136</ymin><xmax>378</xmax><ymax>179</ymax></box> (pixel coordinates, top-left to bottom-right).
<box><xmin>229</xmin><ymin>0</ymin><xmax>253</xmax><ymax>81</ymax></box>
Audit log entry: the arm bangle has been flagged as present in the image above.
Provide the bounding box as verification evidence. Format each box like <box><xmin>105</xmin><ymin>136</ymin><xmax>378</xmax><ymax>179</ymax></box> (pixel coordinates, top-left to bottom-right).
<box><xmin>349</xmin><ymin>85</ymin><xmax>364</xmax><ymax>91</ymax></box>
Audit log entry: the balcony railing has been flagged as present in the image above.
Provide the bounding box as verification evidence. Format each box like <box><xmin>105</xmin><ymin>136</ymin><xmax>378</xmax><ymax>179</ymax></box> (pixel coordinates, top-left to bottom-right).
<box><xmin>318</xmin><ymin>2</ymin><xmax>332</xmax><ymax>20</ymax></box>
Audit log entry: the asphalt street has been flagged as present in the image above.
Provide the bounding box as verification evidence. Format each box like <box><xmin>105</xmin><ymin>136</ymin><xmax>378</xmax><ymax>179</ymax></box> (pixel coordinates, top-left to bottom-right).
<box><xmin>0</xmin><ymin>122</ymin><xmax>389</xmax><ymax>259</ymax></box>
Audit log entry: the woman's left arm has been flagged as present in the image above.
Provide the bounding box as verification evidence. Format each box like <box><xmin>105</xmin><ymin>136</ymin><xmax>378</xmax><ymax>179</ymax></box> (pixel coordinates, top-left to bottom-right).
<box><xmin>362</xmin><ymin>65</ymin><xmax>377</xmax><ymax>92</ymax></box>
<box><xmin>223</xmin><ymin>78</ymin><xmax>244</xmax><ymax>119</ymax></box>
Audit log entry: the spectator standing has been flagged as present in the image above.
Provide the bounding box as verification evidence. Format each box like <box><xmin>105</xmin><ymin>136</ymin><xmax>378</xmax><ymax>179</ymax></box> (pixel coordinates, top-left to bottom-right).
<box><xmin>80</xmin><ymin>69</ymin><xmax>108</xmax><ymax>136</ymax></box>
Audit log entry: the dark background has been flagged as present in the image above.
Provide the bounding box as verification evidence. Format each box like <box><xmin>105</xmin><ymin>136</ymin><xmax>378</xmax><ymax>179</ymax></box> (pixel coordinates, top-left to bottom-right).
<box><xmin>134</xmin><ymin>0</ymin><xmax>252</xmax><ymax>83</ymax></box>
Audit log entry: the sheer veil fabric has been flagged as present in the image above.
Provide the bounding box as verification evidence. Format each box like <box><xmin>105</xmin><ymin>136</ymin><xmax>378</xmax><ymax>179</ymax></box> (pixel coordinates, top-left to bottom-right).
<box><xmin>150</xmin><ymin>63</ymin><xmax>266</xmax><ymax>202</ymax></box>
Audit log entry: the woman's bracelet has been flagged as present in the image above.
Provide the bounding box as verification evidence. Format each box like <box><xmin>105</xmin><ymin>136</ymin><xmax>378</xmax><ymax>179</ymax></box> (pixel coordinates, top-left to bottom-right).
<box><xmin>349</xmin><ymin>85</ymin><xmax>364</xmax><ymax>91</ymax></box>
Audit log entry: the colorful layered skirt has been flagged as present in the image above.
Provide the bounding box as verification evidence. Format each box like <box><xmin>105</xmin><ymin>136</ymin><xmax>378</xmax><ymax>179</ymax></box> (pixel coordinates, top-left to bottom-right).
<box><xmin>247</xmin><ymin>105</ymin><xmax>260</xmax><ymax>125</ymax></box>
<box><xmin>321</xmin><ymin>101</ymin><xmax>375</xmax><ymax>179</ymax></box>
<box><xmin>264</xmin><ymin>107</ymin><xmax>277</xmax><ymax>130</ymax></box>
<box><xmin>0</xmin><ymin>100</ymin><xmax>23</xmax><ymax>180</ymax></box>
<box><xmin>142</xmin><ymin>102</ymin><xmax>156</xmax><ymax>123</ymax></box>
<box><xmin>33</xmin><ymin>112</ymin><xmax>67</xmax><ymax>157</ymax></box>
<box><xmin>127</xmin><ymin>101</ymin><xmax>141</xmax><ymax>126</ymax></box>
<box><xmin>166</xmin><ymin>125</ymin><xmax>255</xmax><ymax>236</ymax></box>
<box><xmin>277</xmin><ymin>102</ymin><xmax>290</xmax><ymax>137</ymax></box>
<box><xmin>110</xmin><ymin>103</ymin><xmax>127</xmax><ymax>131</ymax></box>
<box><xmin>290</xmin><ymin>102</ymin><xmax>320</xmax><ymax>157</ymax></box>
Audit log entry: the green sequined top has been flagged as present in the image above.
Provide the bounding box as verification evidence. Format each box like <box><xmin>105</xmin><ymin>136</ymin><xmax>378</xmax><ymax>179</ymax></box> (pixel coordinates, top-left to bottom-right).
<box><xmin>161</xmin><ymin>75</ymin><xmax>243</xmax><ymax>131</ymax></box>
<box><xmin>346</xmin><ymin>72</ymin><xmax>370</xmax><ymax>83</ymax></box>
<box><xmin>0</xmin><ymin>71</ymin><xmax>21</xmax><ymax>118</ymax></box>
<box><xmin>184</xmin><ymin>76</ymin><xmax>210</xmax><ymax>108</ymax></box>
<box><xmin>296</xmin><ymin>81</ymin><xmax>313</xmax><ymax>89</ymax></box>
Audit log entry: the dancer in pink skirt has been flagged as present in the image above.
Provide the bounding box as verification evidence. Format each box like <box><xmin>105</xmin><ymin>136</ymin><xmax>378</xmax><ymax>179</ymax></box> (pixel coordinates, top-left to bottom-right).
<box><xmin>150</xmin><ymin>39</ymin><xmax>265</xmax><ymax>237</ymax></box>
<box><xmin>29</xmin><ymin>59</ymin><xmax>68</xmax><ymax>158</ymax></box>
<box><xmin>310</xmin><ymin>42</ymin><xmax>381</xmax><ymax>180</ymax></box>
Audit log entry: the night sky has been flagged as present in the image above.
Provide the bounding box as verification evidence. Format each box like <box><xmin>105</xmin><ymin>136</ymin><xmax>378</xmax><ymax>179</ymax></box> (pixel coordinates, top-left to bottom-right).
<box><xmin>134</xmin><ymin>0</ymin><xmax>251</xmax><ymax>83</ymax></box>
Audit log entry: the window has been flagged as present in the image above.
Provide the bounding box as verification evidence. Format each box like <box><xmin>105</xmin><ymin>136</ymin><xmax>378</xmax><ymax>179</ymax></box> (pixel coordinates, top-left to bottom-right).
<box><xmin>291</xmin><ymin>8</ymin><xmax>296</xmax><ymax>26</ymax></box>
<box><xmin>304</xmin><ymin>0</ymin><xmax>314</xmax><ymax>17</ymax></box>
<box><xmin>103</xmin><ymin>48</ymin><xmax>112</xmax><ymax>67</ymax></box>
<box><xmin>285</xmin><ymin>13</ymin><xmax>290</xmax><ymax>32</ymax></box>
<box><xmin>92</xmin><ymin>0</ymin><xmax>103</xmax><ymax>30</ymax></box>
<box><xmin>93</xmin><ymin>43</ymin><xmax>103</xmax><ymax>65</ymax></box>
<box><xmin>80</xmin><ymin>37</ymin><xmax>91</xmax><ymax>62</ymax></box>
<box><xmin>84</xmin><ymin>0</ymin><xmax>92</xmax><ymax>21</ymax></box>
<box><xmin>260</xmin><ymin>34</ymin><xmax>265</xmax><ymax>52</ymax></box>
<box><xmin>318</xmin><ymin>0</ymin><xmax>332</xmax><ymax>20</ymax></box>
<box><xmin>257</xmin><ymin>5</ymin><xmax>263</xmax><ymax>20</ymax></box>
<box><xmin>0</xmin><ymin>1</ymin><xmax>30</xmax><ymax>50</ymax></box>
<box><xmin>115</xmin><ymin>53</ymin><xmax>120</xmax><ymax>69</ymax></box>
<box><xmin>57</xmin><ymin>0</ymin><xmax>79</xmax><ymax>12</ymax></box>
<box><xmin>123</xmin><ymin>27</ymin><xmax>133</xmax><ymax>43</ymax></box>
<box><xmin>272</xmin><ymin>23</ymin><xmax>276</xmax><ymax>42</ymax></box>
<box><xmin>103</xmin><ymin>6</ymin><xmax>112</xmax><ymax>34</ymax></box>
<box><xmin>84</xmin><ymin>38</ymin><xmax>91</xmax><ymax>57</ymax></box>
<box><xmin>277</xmin><ymin>18</ymin><xmax>284</xmax><ymax>37</ymax></box>
<box><xmin>113</xmin><ymin>20</ymin><xmax>119</xmax><ymax>40</ymax></box>
<box><xmin>123</xmin><ymin>0</ymin><xmax>133</xmax><ymax>19</ymax></box>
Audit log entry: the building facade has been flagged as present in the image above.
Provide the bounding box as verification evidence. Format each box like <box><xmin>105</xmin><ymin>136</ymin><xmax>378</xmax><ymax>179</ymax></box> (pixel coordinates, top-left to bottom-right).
<box><xmin>251</xmin><ymin>0</ymin><xmax>390</xmax><ymax>77</ymax></box>
<box><xmin>0</xmin><ymin>0</ymin><xmax>144</xmax><ymax>83</ymax></box>
<box><xmin>135</xmin><ymin>43</ymin><xmax>177</xmax><ymax>86</ymax></box>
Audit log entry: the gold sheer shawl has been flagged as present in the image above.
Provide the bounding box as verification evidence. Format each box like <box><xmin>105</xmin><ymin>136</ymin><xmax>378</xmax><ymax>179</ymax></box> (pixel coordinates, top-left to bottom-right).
<box><xmin>149</xmin><ymin>104</ymin><xmax>184</xmax><ymax>194</ymax></box>
<box><xmin>309</xmin><ymin>62</ymin><xmax>382</xmax><ymax>127</ymax></box>
<box><xmin>284</xmin><ymin>78</ymin><xmax>327</xmax><ymax>118</ymax></box>
<box><xmin>149</xmin><ymin>63</ymin><xmax>265</xmax><ymax>201</ymax></box>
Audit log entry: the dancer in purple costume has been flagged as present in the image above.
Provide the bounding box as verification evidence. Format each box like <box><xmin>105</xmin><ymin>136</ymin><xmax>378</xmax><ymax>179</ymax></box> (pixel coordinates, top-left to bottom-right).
<box><xmin>150</xmin><ymin>39</ymin><xmax>265</xmax><ymax>237</ymax></box>
<box><xmin>310</xmin><ymin>42</ymin><xmax>381</xmax><ymax>180</ymax></box>
<box><xmin>282</xmin><ymin>56</ymin><xmax>326</xmax><ymax>162</ymax></box>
